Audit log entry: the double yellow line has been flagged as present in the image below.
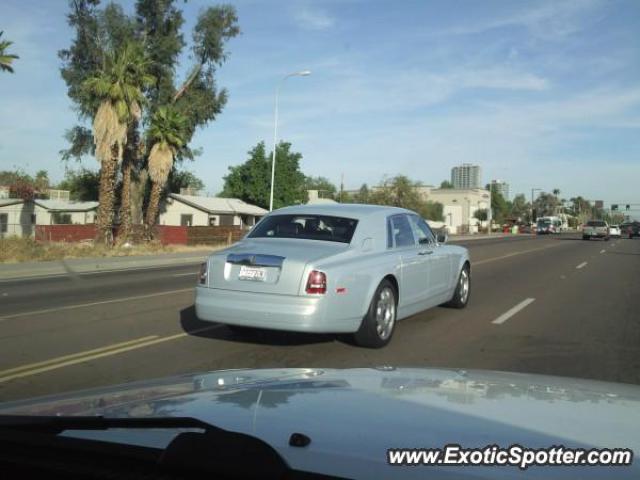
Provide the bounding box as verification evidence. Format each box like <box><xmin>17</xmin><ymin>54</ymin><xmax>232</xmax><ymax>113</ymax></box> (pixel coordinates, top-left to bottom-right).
<box><xmin>0</xmin><ymin>325</ymin><xmax>220</xmax><ymax>384</ymax></box>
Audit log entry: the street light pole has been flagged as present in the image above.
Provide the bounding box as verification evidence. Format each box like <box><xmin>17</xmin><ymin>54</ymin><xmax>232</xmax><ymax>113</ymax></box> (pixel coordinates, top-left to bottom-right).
<box><xmin>531</xmin><ymin>188</ymin><xmax>541</xmax><ymax>223</ymax></box>
<box><xmin>269</xmin><ymin>70</ymin><xmax>311</xmax><ymax>212</ymax></box>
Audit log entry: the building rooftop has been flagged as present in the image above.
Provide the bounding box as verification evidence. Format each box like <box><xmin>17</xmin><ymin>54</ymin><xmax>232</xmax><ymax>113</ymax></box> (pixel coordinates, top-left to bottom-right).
<box><xmin>169</xmin><ymin>194</ymin><xmax>268</xmax><ymax>216</ymax></box>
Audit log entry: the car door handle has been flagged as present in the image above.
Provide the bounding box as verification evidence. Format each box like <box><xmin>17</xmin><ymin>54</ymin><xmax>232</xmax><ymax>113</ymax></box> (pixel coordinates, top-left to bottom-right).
<box><xmin>418</xmin><ymin>250</ymin><xmax>433</xmax><ymax>255</ymax></box>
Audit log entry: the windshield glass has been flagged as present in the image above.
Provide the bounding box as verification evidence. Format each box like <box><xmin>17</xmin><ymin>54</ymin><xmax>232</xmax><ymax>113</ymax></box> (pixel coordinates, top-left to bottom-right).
<box><xmin>248</xmin><ymin>214</ymin><xmax>358</xmax><ymax>243</ymax></box>
<box><xmin>587</xmin><ymin>221</ymin><xmax>607</xmax><ymax>227</ymax></box>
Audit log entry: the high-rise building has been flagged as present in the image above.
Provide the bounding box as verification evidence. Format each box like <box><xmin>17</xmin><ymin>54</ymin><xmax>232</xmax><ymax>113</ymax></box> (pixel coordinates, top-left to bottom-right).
<box><xmin>490</xmin><ymin>179</ymin><xmax>510</xmax><ymax>200</ymax></box>
<box><xmin>451</xmin><ymin>164</ymin><xmax>482</xmax><ymax>189</ymax></box>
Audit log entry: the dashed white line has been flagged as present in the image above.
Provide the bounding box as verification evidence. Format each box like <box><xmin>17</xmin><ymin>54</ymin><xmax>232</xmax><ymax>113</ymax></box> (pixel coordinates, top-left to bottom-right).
<box><xmin>600</xmin><ymin>249</ymin><xmax>606</xmax><ymax>254</ymax></box>
<box><xmin>492</xmin><ymin>298</ymin><xmax>536</xmax><ymax>325</ymax></box>
<box><xmin>576</xmin><ymin>261</ymin><xmax>588</xmax><ymax>269</ymax></box>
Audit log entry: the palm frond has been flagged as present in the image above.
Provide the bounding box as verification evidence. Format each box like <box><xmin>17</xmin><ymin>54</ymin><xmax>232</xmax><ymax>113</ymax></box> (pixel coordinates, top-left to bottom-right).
<box><xmin>148</xmin><ymin>142</ymin><xmax>174</xmax><ymax>185</ymax></box>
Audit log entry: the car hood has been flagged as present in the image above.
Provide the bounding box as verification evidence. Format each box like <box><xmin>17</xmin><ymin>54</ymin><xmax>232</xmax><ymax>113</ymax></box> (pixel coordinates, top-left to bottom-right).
<box><xmin>1</xmin><ymin>368</ymin><xmax>638</xmax><ymax>479</ymax></box>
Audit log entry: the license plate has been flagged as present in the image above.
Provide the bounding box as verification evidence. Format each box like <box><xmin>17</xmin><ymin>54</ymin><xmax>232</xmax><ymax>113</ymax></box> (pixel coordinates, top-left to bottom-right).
<box><xmin>238</xmin><ymin>265</ymin><xmax>266</xmax><ymax>281</ymax></box>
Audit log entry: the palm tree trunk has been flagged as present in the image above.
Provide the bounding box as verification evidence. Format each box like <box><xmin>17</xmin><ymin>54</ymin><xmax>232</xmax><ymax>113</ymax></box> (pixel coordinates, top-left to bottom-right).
<box><xmin>145</xmin><ymin>181</ymin><xmax>163</xmax><ymax>239</ymax></box>
<box><xmin>96</xmin><ymin>154</ymin><xmax>118</xmax><ymax>246</ymax></box>
<box><xmin>118</xmin><ymin>156</ymin><xmax>132</xmax><ymax>243</ymax></box>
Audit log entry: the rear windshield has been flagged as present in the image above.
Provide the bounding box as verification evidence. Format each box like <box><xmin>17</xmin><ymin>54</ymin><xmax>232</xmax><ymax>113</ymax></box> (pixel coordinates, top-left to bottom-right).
<box><xmin>587</xmin><ymin>221</ymin><xmax>606</xmax><ymax>227</ymax></box>
<box><xmin>248</xmin><ymin>214</ymin><xmax>359</xmax><ymax>243</ymax></box>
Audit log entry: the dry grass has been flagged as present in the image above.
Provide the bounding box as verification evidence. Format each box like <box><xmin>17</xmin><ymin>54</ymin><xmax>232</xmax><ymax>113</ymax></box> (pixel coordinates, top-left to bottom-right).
<box><xmin>0</xmin><ymin>237</ymin><xmax>225</xmax><ymax>264</ymax></box>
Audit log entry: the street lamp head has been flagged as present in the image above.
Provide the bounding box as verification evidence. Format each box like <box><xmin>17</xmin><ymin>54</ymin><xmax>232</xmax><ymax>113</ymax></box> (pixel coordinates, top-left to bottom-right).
<box><xmin>296</xmin><ymin>70</ymin><xmax>312</xmax><ymax>76</ymax></box>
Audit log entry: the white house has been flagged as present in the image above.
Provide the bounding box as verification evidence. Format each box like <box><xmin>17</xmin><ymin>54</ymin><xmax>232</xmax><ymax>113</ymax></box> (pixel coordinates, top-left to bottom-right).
<box><xmin>421</xmin><ymin>187</ymin><xmax>491</xmax><ymax>234</ymax></box>
<box><xmin>0</xmin><ymin>199</ymin><xmax>98</xmax><ymax>238</ymax></box>
<box><xmin>159</xmin><ymin>193</ymin><xmax>267</xmax><ymax>228</ymax></box>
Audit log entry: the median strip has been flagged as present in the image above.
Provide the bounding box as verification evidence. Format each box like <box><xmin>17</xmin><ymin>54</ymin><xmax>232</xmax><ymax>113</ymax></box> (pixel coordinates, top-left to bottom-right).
<box><xmin>492</xmin><ymin>298</ymin><xmax>536</xmax><ymax>325</ymax></box>
<box><xmin>0</xmin><ymin>325</ymin><xmax>222</xmax><ymax>383</ymax></box>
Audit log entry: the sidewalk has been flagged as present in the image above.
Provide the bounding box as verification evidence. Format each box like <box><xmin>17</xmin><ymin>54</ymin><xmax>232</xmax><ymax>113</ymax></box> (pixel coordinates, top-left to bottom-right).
<box><xmin>0</xmin><ymin>249</ymin><xmax>216</xmax><ymax>281</ymax></box>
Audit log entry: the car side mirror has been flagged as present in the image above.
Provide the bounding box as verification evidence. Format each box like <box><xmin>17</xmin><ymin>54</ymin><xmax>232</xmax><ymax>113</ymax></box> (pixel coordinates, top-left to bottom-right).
<box><xmin>437</xmin><ymin>232</ymin><xmax>448</xmax><ymax>244</ymax></box>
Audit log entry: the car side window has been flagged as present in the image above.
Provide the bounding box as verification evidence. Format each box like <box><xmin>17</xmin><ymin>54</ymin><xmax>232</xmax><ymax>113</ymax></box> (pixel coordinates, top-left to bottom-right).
<box><xmin>389</xmin><ymin>214</ymin><xmax>416</xmax><ymax>248</ymax></box>
<box><xmin>409</xmin><ymin>215</ymin><xmax>436</xmax><ymax>245</ymax></box>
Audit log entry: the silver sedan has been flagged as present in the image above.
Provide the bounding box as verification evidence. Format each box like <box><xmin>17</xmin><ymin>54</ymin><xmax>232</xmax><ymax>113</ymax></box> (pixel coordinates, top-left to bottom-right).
<box><xmin>195</xmin><ymin>204</ymin><xmax>471</xmax><ymax>348</ymax></box>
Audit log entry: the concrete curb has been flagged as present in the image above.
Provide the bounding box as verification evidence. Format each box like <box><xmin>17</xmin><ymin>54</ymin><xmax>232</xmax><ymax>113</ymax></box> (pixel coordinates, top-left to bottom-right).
<box><xmin>0</xmin><ymin>249</ymin><xmax>217</xmax><ymax>281</ymax></box>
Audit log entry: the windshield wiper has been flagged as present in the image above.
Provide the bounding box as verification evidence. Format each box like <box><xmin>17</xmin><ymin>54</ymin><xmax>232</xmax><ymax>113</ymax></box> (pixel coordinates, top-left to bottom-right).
<box><xmin>0</xmin><ymin>415</ymin><xmax>347</xmax><ymax>479</ymax></box>
<box><xmin>0</xmin><ymin>414</ymin><xmax>215</xmax><ymax>435</ymax></box>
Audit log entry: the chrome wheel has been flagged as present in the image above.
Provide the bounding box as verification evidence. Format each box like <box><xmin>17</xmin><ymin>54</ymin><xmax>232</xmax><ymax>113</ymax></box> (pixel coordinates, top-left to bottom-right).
<box><xmin>459</xmin><ymin>268</ymin><xmax>470</xmax><ymax>304</ymax></box>
<box><xmin>375</xmin><ymin>287</ymin><xmax>396</xmax><ymax>340</ymax></box>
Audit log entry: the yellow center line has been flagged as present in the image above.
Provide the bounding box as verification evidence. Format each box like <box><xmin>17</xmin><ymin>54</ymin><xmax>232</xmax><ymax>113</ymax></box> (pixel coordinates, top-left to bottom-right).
<box><xmin>0</xmin><ymin>325</ymin><xmax>221</xmax><ymax>384</ymax></box>
<box><xmin>0</xmin><ymin>288</ymin><xmax>193</xmax><ymax>321</ymax></box>
<box><xmin>0</xmin><ymin>335</ymin><xmax>159</xmax><ymax>376</ymax></box>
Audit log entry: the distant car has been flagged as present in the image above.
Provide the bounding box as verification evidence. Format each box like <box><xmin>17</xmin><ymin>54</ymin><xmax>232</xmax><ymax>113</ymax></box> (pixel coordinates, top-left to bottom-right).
<box><xmin>626</xmin><ymin>222</ymin><xmax>640</xmax><ymax>239</ymax></box>
<box><xmin>608</xmin><ymin>225</ymin><xmax>621</xmax><ymax>237</ymax></box>
<box><xmin>582</xmin><ymin>220</ymin><xmax>609</xmax><ymax>241</ymax></box>
<box><xmin>196</xmin><ymin>204</ymin><xmax>471</xmax><ymax>348</ymax></box>
<box><xmin>536</xmin><ymin>216</ymin><xmax>563</xmax><ymax>234</ymax></box>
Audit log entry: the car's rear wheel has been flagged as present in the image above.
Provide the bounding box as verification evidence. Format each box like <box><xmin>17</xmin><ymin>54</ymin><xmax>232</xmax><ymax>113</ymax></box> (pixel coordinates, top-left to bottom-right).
<box><xmin>353</xmin><ymin>280</ymin><xmax>397</xmax><ymax>349</ymax></box>
<box><xmin>582</xmin><ymin>235</ymin><xmax>589</xmax><ymax>240</ymax></box>
<box><xmin>445</xmin><ymin>264</ymin><xmax>471</xmax><ymax>309</ymax></box>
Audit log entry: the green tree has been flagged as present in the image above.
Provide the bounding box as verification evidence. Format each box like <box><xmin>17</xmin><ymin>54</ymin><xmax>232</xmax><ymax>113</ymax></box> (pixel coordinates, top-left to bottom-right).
<box><xmin>145</xmin><ymin>106</ymin><xmax>188</xmax><ymax>230</ymax></box>
<box><xmin>510</xmin><ymin>193</ymin><xmax>529</xmax><ymax>221</ymax></box>
<box><xmin>169</xmin><ymin>170</ymin><xmax>205</xmax><ymax>194</ymax></box>
<box><xmin>474</xmin><ymin>208</ymin><xmax>488</xmax><ymax>222</ymax></box>
<box><xmin>57</xmin><ymin>168</ymin><xmax>100</xmax><ymax>201</ymax></box>
<box><xmin>490</xmin><ymin>189</ymin><xmax>509</xmax><ymax>223</ymax></box>
<box><xmin>60</xmin><ymin>1</ymin><xmax>240</xmax><ymax>242</ymax></box>
<box><xmin>304</xmin><ymin>176</ymin><xmax>337</xmax><ymax>200</ymax></box>
<box><xmin>364</xmin><ymin>175</ymin><xmax>444</xmax><ymax>221</ymax></box>
<box><xmin>0</xmin><ymin>31</ymin><xmax>19</xmax><ymax>73</ymax></box>
<box><xmin>82</xmin><ymin>41</ymin><xmax>153</xmax><ymax>244</ymax></box>
<box><xmin>354</xmin><ymin>183</ymin><xmax>370</xmax><ymax>203</ymax></box>
<box><xmin>439</xmin><ymin>180</ymin><xmax>454</xmax><ymax>189</ymax></box>
<box><xmin>221</xmin><ymin>141</ymin><xmax>306</xmax><ymax>209</ymax></box>
<box><xmin>533</xmin><ymin>192</ymin><xmax>561</xmax><ymax>218</ymax></box>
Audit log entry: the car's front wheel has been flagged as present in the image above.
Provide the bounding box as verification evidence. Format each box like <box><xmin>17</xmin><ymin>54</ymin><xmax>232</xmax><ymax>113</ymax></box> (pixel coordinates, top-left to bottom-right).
<box><xmin>353</xmin><ymin>280</ymin><xmax>397</xmax><ymax>348</ymax></box>
<box><xmin>445</xmin><ymin>264</ymin><xmax>471</xmax><ymax>309</ymax></box>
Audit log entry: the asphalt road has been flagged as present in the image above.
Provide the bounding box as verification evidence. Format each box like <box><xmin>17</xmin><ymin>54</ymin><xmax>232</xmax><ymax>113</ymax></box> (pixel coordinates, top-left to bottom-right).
<box><xmin>1</xmin><ymin>234</ymin><xmax>639</xmax><ymax>401</ymax></box>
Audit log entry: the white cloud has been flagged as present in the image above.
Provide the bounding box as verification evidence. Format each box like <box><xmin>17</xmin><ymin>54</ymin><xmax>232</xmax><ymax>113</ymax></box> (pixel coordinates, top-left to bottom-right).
<box><xmin>291</xmin><ymin>3</ymin><xmax>335</xmax><ymax>30</ymax></box>
<box><xmin>443</xmin><ymin>0</ymin><xmax>605</xmax><ymax>41</ymax></box>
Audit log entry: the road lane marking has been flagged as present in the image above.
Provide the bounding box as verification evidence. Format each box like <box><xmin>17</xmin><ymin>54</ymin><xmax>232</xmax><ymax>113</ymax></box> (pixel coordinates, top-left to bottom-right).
<box><xmin>173</xmin><ymin>272</ymin><xmax>196</xmax><ymax>277</ymax></box>
<box><xmin>576</xmin><ymin>262</ymin><xmax>588</xmax><ymax>269</ymax></box>
<box><xmin>0</xmin><ymin>336</ymin><xmax>158</xmax><ymax>376</ymax></box>
<box><xmin>474</xmin><ymin>242</ymin><xmax>564</xmax><ymax>266</ymax></box>
<box><xmin>0</xmin><ymin>288</ymin><xmax>193</xmax><ymax>321</ymax></box>
<box><xmin>492</xmin><ymin>298</ymin><xmax>536</xmax><ymax>325</ymax></box>
<box><xmin>0</xmin><ymin>325</ymin><xmax>223</xmax><ymax>383</ymax></box>
<box><xmin>600</xmin><ymin>249</ymin><xmax>606</xmax><ymax>254</ymax></box>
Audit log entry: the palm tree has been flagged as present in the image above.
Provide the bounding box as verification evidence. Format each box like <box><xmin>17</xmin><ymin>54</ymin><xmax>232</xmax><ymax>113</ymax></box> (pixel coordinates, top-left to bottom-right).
<box><xmin>145</xmin><ymin>106</ymin><xmax>188</xmax><ymax>235</ymax></box>
<box><xmin>0</xmin><ymin>31</ymin><xmax>19</xmax><ymax>73</ymax></box>
<box><xmin>83</xmin><ymin>42</ymin><xmax>153</xmax><ymax>245</ymax></box>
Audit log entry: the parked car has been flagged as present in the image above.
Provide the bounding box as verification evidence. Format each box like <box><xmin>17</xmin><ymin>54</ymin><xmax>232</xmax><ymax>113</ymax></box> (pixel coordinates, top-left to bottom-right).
<box><xmin>582</xmin><ymin>220</ymin><xmax>609</xmax><ymax>241</ymax></box>
<box><xmin>626</xmin><ymin>221</ymin><xmax>640</xmax><ymax>239</ymax></box>
<box><xmin>609</xmin><ymin>225</ymin><xmax>621</xmax><ymax>237</ymax></box>
<box><xmin>195</xmin><ymin>204</ymin><xmax>471</xmax><ymax>348</ymax></box>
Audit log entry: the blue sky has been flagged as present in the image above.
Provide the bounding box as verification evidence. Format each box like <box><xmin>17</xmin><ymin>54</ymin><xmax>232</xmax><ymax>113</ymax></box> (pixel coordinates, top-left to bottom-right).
<box><xmin>1</xmin><ymin>0</ymin><xmax>639</xmax><ymax>205</ymax></box>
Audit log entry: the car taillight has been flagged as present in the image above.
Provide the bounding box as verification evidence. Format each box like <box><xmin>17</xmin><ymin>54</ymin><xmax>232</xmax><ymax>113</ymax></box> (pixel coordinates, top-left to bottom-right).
<box><xmin>198</xmin><ymin>262</ymin><xmax>208</xmax><ymax>285</ymax></box>
<box><xmin>306</xmin><ymin>270</ymin><xmax>327</xmax><ymax>294</ymax></box>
